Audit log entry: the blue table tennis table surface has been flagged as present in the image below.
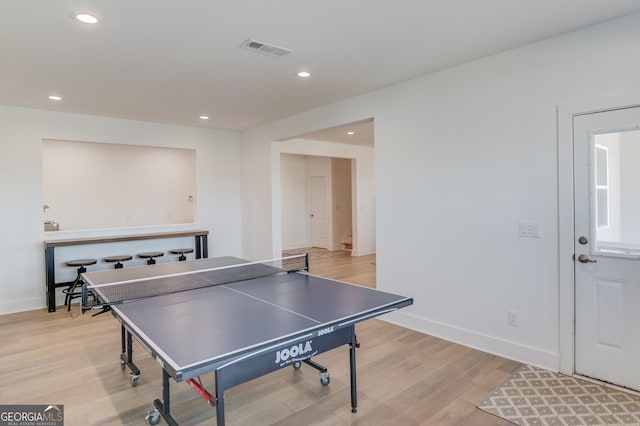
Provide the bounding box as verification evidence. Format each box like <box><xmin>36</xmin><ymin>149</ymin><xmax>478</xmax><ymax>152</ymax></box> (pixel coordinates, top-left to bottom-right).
<box><xmin>81</xmin><ymin>256</ymin><xmax>413</xmax><ymax>424</ymax></box>
<box><xmin>84</xmin><ymin>256</ymin><xmax>411</xmax><ymax>380</ymax></box>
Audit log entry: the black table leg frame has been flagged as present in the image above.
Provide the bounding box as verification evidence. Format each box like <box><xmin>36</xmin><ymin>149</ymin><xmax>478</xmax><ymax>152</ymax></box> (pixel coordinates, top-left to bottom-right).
<box><xmin>350</xmin><ymin>329</ymin><xmax>358</xmax><ymax>413</ymax></box>
<box><xmin>152</xmin><ymin>370</ymin><xmax>179</xmax><ymax>426</ymax></box>
<box><xmin>213</xmin><ymin>325</ymin><xmax>356</xmax><ymax>425</ymax></box>
<box><xmin>147</xmin><ymin>325</ymin><xmax>357</xmax><ymax>425</ymax></box>
<box><xmin>45</xmin><ymin>247</ymin><xmax>56</xmax><ymax>312</ymax></box>
<box><xmin>120</xmin><ymin>326</ymin><xmax>141</xmax><ymax>386</ymax></box>
<box><xmin>194</xmin><ymin>235</ymin><xmax>208</xmax><ymax>259</ymax></box>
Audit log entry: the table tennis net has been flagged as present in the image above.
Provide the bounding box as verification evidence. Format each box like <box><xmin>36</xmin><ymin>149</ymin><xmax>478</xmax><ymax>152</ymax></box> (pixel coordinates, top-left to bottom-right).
<box><xmin>82</xmin><ymin>254</ymin><xmax>308</xmax><ymax>311</ymax></box>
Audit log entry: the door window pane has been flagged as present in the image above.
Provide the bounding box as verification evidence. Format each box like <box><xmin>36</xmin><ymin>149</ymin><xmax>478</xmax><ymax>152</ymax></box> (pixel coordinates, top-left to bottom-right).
<box><xmin>594</xmin><ymin>130</ymin><xmax>640</xmax><ymax>254</ymax></box>
<box><xmin>595</xmin><ymin>145</ymin><xmax>609</xmax><ymax>229</ymax></box>
<box><xmin>596</xmin><ymin>188</ymin><xmax>609</xmax><ymax>228</ymax></box>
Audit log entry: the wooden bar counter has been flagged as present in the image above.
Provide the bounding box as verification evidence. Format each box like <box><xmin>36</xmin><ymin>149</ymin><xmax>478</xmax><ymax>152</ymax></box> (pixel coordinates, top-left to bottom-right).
<box><xmin>44</xmin><ymin>230</ymin><xmax>209</xmax><ymax>312</ymax></box>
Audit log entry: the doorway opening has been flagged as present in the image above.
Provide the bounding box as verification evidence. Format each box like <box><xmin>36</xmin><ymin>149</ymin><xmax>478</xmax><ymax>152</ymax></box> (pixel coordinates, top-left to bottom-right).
<box><xmin>277</xmin><ymin>118</ymin><xmax>375</xmax><ymax>258</ymax></box>
<box><xmin>281</xmin><ymin>155</ymin><xmax>353</xmax><ymax>252</ymax></box>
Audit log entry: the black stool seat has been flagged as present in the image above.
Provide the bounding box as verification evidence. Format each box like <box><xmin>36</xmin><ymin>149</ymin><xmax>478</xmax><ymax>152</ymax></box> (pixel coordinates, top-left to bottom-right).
<box><xmin>170</xmin><ymin>248</ymin><xmax>194</xmax><ymax>261</ymax></box>
<box><xmin>65</xmin><ymin>259</ymin><xmax>98</xmax><ymax>268</ymax></box>
<box><xmin>104</xmin><ymin>255</ymin><xmax>133</xmax><ymax>269</ymax></box>
<box><xmin>137</xmin><ymin>251</ymin><xmax>164</xmax><ymax>265</ymax></box>
<box><xmin>63</xmin><ymin>258</ymin><xmax>97</xmax><ymax>311</ymax></box>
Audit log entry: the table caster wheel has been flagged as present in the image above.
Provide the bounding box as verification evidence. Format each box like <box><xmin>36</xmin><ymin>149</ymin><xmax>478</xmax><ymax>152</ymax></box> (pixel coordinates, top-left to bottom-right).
<box><xmin>130</xmin><ymin>374</ymin><xmax>140</xmax><ymax>387</ymax></box>
<box><xmin>145</xmin><ymin>409</ymin><xmax>161</xmax><ymax>425</ymax></box>
<box><xmin>293</xmin><ymin>361</ymin><xmax>302</xmax><ymax>370</ymax></box>
<box><xmin>320</xmin><ymin>372</ymin><xmax>330</xmax><ymax>386</ymax></box>
<box><xmin>120</xmin><ymin>359</ymin><xmax>126</xmax><ymax>371</ymax></box>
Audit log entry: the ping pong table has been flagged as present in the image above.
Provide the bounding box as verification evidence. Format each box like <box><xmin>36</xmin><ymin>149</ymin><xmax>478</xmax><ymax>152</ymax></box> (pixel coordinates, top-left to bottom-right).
<box><xmin>81</xmin><ymin>255</ymin><xmax>413</xmax><ymax>425</ymax></box>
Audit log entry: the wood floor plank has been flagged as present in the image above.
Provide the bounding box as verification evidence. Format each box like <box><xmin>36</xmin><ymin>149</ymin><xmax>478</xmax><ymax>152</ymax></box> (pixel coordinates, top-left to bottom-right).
<box><xmin>0</xmin><ymin>249</ymin><xmax>521</xmax><ymax>425</ymax></box>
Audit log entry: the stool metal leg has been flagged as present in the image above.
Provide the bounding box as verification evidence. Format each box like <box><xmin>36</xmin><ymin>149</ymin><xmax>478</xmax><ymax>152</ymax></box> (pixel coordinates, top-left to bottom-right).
<box><xmin>65</xmin><ymin>266</ymin><xmax>87</xmax><ymax>311</ymax></box>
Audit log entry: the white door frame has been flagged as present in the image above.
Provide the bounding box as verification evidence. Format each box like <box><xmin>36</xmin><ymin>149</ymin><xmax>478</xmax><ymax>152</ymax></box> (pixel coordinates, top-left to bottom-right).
<box><xmin>558</xmin><ymin>92</ymin><xmax>640</xmax><ymax>376</ymax></box>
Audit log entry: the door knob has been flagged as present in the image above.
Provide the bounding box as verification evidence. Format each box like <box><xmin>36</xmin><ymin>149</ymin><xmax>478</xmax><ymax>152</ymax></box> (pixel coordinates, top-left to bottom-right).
<box><xmin>577</xmin><ymin>254</ymin><xmax>597</xmax><ymax>264</ymax></box>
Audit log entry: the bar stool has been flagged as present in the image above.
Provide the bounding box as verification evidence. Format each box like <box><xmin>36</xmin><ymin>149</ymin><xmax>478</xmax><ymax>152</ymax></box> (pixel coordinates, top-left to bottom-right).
<box><xmin>103</xmin><ymin>255</ymin><xmax>133</xmax><ymax>269</ymax></box>
<box><xmin>170</xmin><ymin>248</ymin><xmax>193</xmax><ymax>261</ymax></box>
<box><xmin>62</xmin><ymin>258</ymin><xmax>97</xmax><ymax>311</ymax></box>
<box><xmin>137</xmin><ymin>251</ymin><xmax>164</xmax><ymax>265</ymax></box>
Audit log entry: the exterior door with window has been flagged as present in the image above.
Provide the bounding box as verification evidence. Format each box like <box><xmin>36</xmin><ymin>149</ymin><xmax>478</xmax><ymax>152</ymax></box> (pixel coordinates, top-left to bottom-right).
<box><xmin>573</xmin><ymin>107</ymin><xmax>640</xmax><ymax>391</ymax></box>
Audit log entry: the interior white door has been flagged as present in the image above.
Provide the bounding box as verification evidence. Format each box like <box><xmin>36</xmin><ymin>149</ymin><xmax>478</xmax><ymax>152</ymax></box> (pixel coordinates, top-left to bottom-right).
<box><xmin>574</xmin><ymin>107</ymin><xmax>640</xmax><ymax>391</ymax></box>
<box><xmin>309</xmin><ymin>176</ymin><xmax>328</xmax><ymax>248</ymax></box>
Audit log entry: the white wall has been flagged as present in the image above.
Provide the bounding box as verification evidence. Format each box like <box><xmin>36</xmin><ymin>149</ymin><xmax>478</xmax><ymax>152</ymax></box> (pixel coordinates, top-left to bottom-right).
<box><xmin>0</xmin><ymin>105</ymin><xmax>242</xmax><ymax>314</ymax></box>
<box><xmin>241</xmin><ymin>13</ymin><xmax>640</xmax><ymax>370</ymax></box>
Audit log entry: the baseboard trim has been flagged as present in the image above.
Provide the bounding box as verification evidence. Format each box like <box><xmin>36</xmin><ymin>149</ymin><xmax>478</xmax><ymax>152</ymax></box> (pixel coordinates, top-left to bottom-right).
<box><xmin>351</xmin><ymin>247</ymin><xmax>375</xmax><ymax>256</ymax></box>
<box><xmin>380</xmin><ymin>310</ymin><xmax>559</xmax><ymax>372</ymax></box>
<box><xmin>0</xmin><ymin>297</ymin><xmax>45</xmax><ymax>315</ymax></box>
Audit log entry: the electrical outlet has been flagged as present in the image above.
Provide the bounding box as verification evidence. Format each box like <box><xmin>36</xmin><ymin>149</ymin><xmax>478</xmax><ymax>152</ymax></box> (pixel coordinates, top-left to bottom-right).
<box><xmin>508</xmin><ymin>311</ymin><xmax>518</xmax><ymax>327</ymax></box>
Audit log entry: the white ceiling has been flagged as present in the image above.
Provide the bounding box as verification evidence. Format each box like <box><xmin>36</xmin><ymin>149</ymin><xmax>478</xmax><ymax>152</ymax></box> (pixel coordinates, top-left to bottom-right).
<box><xmin>285</xmin><ymin>119</ymin><xmax>375</xmax><ymax>147</ymax></box>
<box><xmin>3</xmin><ymin>1</ymin><xmax>640</xmax><ymax>144</ymax></box>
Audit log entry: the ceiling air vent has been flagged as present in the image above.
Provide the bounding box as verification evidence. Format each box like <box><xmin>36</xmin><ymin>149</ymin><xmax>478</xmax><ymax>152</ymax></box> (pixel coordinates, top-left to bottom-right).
<box><xmin>240</xmin><ymin>38</ymin><xmax>293</xmax><ymax>58</ymax></box>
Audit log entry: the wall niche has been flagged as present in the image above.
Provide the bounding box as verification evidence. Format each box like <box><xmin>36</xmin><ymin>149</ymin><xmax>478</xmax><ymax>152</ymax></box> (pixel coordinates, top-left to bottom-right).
<box><xmin>42</xmin><ymin>139</ymin><xmax>196</xmax><ymax>231</ymax></box>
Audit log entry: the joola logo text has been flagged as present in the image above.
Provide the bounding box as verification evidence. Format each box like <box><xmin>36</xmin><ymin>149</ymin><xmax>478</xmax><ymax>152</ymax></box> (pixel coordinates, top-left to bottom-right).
<box><xmin>317</xmin><ymin>326</ymin><xmax>334</xmax><ymax>336</ymax></box>
<box><xmin>275</xmin><ymin>341</ymin><xmax>313</xmax><ymax>364</ymax></box>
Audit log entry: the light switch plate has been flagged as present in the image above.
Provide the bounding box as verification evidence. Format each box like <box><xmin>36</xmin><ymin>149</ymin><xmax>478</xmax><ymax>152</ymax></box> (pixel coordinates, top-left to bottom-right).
<box><xmin>519</xmin><ymin>221</ymin><xmax>541</xmax><ymax>238</ymax></box>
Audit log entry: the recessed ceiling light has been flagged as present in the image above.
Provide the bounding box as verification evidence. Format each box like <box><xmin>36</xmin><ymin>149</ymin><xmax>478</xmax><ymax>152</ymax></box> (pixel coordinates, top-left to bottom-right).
<box><xmin>347</xmin><ymin>131</ymin><xmax>355</xmax><ymax>135</ymax></box>
<box><xmin>297</xmin><ymin>71</ymin><xmax>311</xmax><ymax>78</ymax></box>
<box><xmin>199</xmin><ymin>116</ymin><xmax>209</xmax><ymax>120</ymax></box>
<box><xmin>48</xmin><ymin>95</ymin><xmax>62</xmax><ymax>101</ymax></box>
<box><xmin>74</xmin><ymin>13</ymin><xmax>99</xmax><ymax>24</ymax></box>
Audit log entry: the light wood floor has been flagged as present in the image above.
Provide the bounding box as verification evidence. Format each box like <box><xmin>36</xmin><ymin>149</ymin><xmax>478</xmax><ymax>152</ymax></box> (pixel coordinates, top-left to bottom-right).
<box><xmin>0</xmin><ymin>250</ymin><xmax>517</xmax><ymax>425</ymax></box>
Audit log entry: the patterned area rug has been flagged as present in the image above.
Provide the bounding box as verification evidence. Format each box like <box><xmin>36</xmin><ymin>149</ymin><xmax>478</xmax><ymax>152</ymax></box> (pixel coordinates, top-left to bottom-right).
<box><xmin>478</xmin><ymin>365</ymin><xmax>640</xmax><ymax>425</ymax></box>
